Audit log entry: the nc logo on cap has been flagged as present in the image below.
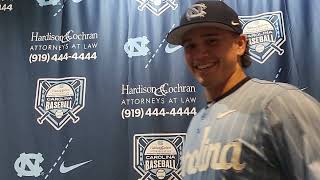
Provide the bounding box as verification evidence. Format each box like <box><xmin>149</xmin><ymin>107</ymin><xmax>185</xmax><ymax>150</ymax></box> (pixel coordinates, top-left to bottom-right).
<box><xmin>186</xmin><ymin>3</ymin><xmax>207</xmax><ymax>21</ymax></box>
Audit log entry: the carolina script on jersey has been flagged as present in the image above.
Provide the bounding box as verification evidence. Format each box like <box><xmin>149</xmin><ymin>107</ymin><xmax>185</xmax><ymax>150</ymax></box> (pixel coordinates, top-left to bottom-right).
<box><xmin>181</xmin><ymin>127</ymin><xmax>246</xmax><ymax>176</ymax></box>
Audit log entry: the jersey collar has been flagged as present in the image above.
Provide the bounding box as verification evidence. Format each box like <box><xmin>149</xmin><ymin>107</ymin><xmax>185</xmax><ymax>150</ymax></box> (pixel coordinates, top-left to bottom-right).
<box><xmin>206</xmin><ymin>76</ymin><xmax>251</xmax><ymax>108</ymax></box>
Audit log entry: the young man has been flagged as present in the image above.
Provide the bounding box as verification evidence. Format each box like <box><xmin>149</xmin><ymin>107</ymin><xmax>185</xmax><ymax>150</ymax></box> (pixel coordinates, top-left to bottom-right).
<box><xmin>167</xmin><ymin>1</ymin><xmax>320</xmax><ymax>179</ymax></box>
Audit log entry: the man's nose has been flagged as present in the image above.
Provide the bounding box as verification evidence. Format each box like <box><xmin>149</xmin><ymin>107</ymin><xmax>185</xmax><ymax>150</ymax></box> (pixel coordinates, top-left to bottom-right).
<box><xmin>193</xmin><ymin>47</ymin><xmax>210</xmax><ymax>60</ymax></box>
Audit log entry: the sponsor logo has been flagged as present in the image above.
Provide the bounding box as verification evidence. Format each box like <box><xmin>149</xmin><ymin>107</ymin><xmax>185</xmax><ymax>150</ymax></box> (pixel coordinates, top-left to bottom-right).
<box><xmin>231</xmin><ymin>20</ymin><xmax>240</xmax><ymax>26</ymax></box>
<box><xmin>14</xmin><ymin>153</ymin><xmax>44</xmax><ymax>177</ymax></box>
<box><xmin>165</xmin><ymin>43</ymin><xmax>182</xmax><ymax>54</ymax></box>
<box><xmin>125</xmin><ymin>31</ymin><xmax>182</xmax><ymax>68</ymax></box>
<box><xmin>186</xmin><ymin>3</ymin><xmax>207</xmax><ymax>21</ymax></box>
<box><xmin>30</xmin><ymin>30</ymin><xmax>98</xmax><ymax>44</ymax></box>
<box><xmin>240</xmin><ymin>11</ymin><xmax>286</xmax><ymax>64</ymax></box>
<box><xmin>14</xmin><ymin>138</ymin><xmax>93</xmax><ymax>178</ymax></box>
<box><xmin>59</xmin><ymin>160</ymin><xmax>93</xmax><ymax>173</ymax></box>
<box><xmin>144</xmin><ymin>24</ymin><xmax>182</xmax><ymax>68</ymax></box>
<box><xmin>133</xmin><ymin>133</ymin><xmax>186</xmax><ymax>180</ymax></box>
<box><xmin>29</xmin><ymin>30</ymin><xmax>99</xmax><ymax>63</ymax></box>
<box><xmin>35</xmin><ymin>77</ymin><xmax>86</xmax><ymax>130</ymax></box>
<box><xmin>124</xmin><ymin>36</ymin><xmax>150</xmax><ymax>58</ymax></box>
<box><xmin>136</xmin><ymin>0</ymin><xmax>178</xmax><ymax>16</ymax></box>
<box><xmin>121</xmin><ymin>83</ymin><xmax>196</xmax><ymax>97</ymax></box>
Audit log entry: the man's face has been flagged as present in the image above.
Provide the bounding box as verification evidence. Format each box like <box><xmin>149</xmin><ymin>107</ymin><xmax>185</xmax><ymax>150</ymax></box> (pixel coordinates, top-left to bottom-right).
<box><xmin>182</xmin><ymin>26</ymin><xmax>246</xmax><ymax>89</ymax></box>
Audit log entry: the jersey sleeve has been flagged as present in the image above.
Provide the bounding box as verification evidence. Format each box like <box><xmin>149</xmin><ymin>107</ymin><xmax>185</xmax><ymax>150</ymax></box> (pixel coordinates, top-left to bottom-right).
<box><xmin>263</xmin><ymin>89</ymin><xmax>320</xmax><ymax>180</ymax></box>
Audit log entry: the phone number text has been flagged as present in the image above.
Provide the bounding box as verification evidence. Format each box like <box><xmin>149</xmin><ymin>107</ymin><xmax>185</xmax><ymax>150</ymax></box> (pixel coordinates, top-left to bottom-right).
<box><xmin>121</xmin><ymin>107</ymin><xmax>197</xmax><ymax>119</ymax></box>
<box><xmin>0</xmin><ymin>4</ymin><xmax>13</xmax><ymax>11</ymax></box>
<box><xmin>29</xmin><ymin>52</ymin><xmax>97</xmax><ymax>63</ymax></box>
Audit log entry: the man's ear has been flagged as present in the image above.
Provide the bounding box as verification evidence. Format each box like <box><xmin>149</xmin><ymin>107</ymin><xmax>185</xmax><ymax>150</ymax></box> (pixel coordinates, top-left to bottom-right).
<box><xmin>236</xmin><ymin>34</ymin><xmax>247</xmax><ymax>56</ymax></box>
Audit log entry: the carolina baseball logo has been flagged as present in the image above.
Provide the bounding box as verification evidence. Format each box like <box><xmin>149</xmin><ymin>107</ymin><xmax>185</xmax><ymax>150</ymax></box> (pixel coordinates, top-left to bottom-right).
<box><xmin>133</xmin><ymin>133</ymin><xmax>186</xmax><ymax>180</ymax></box>
<box><xmin>34</xmin><ymin>77</ymin><xmax>86</xmax><ymax>130</ymax></box>
<box><xmin>240</xmin><ymin>11</ymin><xmax>286</xmax><ymax>64</ymax></box>
<box><xmin>136</xmin><ymin>0</ymin><xmax>178</xmax><ymax>16</ymax></box>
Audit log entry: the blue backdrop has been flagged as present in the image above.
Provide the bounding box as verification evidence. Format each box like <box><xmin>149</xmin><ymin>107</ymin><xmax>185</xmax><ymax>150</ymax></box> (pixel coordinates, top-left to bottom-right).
<box><xmin>0</xmin><ymin>0</ymin><xmax>319</xmax><ymax>179</ymax></box>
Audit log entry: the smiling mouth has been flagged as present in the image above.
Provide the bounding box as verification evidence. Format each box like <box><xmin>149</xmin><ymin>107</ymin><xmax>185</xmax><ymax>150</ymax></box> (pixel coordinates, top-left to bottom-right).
<box><xmin>194</xmin><ymin>62</ymin><xmax>218</xmax><ymax>70</ymax></box>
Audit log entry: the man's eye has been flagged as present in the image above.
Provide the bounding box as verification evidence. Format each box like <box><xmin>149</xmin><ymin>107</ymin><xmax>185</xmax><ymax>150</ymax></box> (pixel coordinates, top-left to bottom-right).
<box><xmin>207</xmin><ymin>39</ymin><xmax>218</xmax><ymax>45</ymax></box>
<box><xmin>184</xmin><ymin>43</ymin><xmax>195</xmax><ymax>49</ymax></box>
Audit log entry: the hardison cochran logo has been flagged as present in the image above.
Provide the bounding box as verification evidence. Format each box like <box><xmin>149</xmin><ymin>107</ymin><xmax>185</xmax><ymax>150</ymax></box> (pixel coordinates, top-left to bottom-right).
<box><xmin>35</xmin><ymin>77</ymin><xmax>86</xmax><ymax>130</ymax></box>
<box><xmin>239</xmin><ymin>11</ymin><xmax>286</xmax><ymax>64</ymax></box>
<box><xmin>29</xmin><ymin>30</ymin><xmax>98</xmax><ymax>64</ymax></box>
<box><xmin>133</xmin><ymin>133</ymin><xmax>186</xmax><ymax>180</ymax></box>
<box><xmin>136</xmin><ymin>0</ymin><xmax>178</xmax><ymax>16</ymax></box>
<box><xmin>30</xmin><ymin>30</ymin><xmax>98</xmax><ymax>52</ymax></box>
<box><xmin>121</xmin><ymin>83</ymin><xmax>195</xmax><ymax>97</ymax></box>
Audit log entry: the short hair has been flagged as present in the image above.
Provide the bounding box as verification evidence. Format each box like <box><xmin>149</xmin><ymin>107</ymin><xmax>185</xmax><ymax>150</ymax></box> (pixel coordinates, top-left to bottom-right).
<box><xmin>230</xmin><ymin>33</ymin><xmax>251</xmax><ymax>68</ymax></box>
<box><xmin>239</xmin><ymin>36</ymin><xmax>251</xmax><ymax>68</ymax></box>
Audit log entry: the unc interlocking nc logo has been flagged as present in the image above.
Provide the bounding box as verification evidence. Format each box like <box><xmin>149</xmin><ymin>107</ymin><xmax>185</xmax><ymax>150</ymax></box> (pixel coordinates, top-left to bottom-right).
<box><xmin>136</xmin><ymin>0</ymin><xmax>178</xmax><ymax>16</ymax></box>
<box><xmin>14</xmin><ymin>153</ymin><xmax>44</xmax><ymax>177</ymax></box>
<box><xmin>186</xmin><ymin>3</ymin><xmax>207</xmax><ymax>21</ymax></box>
<box><xmin>35</xmin><ymin>0</ymin><xmax>83</xmax><ymax>6</ymax></box>
<box><xmin>35</xmin><ymin>77</ymin><xmax>86</xmax><ymax>130</ymax></box>
<box><xmin>35</xmin><ymin>0</ymin><xmax>84</xmax><ymax>16</ymax></box>
<box><xmin>36</xmin><ymin>0</ymin><xmax>60</xmax><ymax>6</ymax></box>
<box><xmin>124</xmin><ymin>36</ymin><xmax>150</xmax><ymax>58</ymax></box>
<box><xmin>240</xmin><ymin>11</ymin><xmax>286</xmax><ymax>64</ymax></box>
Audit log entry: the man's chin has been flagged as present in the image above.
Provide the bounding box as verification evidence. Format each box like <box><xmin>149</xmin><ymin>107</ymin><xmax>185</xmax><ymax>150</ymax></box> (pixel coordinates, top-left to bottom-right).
<box><xmin>196</xmin><ymin>78</ymin><xmax>220</xmax><ymax>89</ymax></box>
<box><xmin>197</xmin><ymin>79</ymin><xmax>210</xmax><ymax>87</ymax></box>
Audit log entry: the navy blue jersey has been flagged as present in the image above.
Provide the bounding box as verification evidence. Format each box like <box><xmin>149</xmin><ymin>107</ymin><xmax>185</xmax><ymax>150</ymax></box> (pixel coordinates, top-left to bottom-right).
<box><xmin>181</xmin><ymin>78</ymin><xmax>320</xmax><ymax>180</ymax></box>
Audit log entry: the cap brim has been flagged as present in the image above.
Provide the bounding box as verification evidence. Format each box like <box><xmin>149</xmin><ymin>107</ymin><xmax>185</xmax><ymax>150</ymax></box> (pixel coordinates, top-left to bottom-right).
<box><xmin>166</xmin><ymin>22</ymin><xmax>236</xmax><ymax>45</ymax></box>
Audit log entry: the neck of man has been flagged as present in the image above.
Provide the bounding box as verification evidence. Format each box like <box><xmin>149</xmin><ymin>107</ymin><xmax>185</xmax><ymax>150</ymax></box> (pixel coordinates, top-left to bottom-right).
<box><xmin>205</xmin><ymin>67</ymin><xmax>247</xmax><ymax>102</ymax></box>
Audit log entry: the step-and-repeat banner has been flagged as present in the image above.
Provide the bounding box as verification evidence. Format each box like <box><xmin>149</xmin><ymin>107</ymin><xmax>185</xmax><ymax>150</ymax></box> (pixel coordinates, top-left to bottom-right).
<box><xmin>0</xmin><ymin>0</ymin><xmax>319</xmax><ymax>179</ymax></box>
